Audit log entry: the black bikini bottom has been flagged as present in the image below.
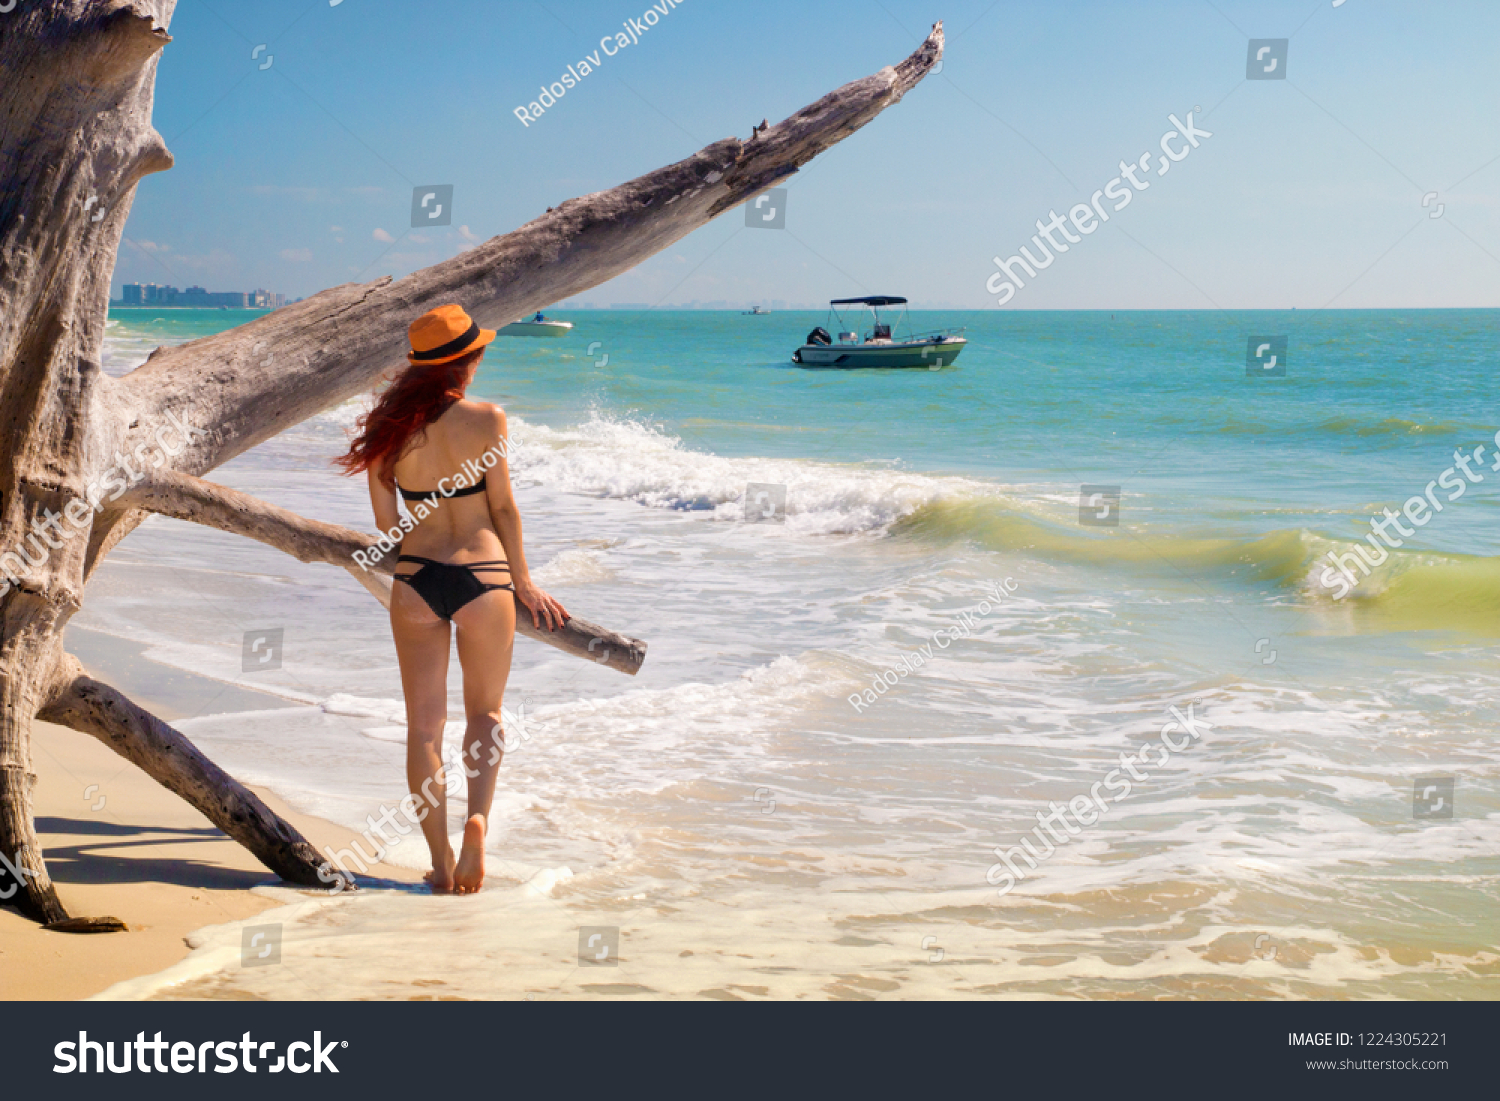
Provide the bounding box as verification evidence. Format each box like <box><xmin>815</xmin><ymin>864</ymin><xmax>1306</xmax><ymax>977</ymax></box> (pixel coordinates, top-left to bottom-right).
<box><xmin>394</xmin><ymin>556</ymin><xmax>514</xmax><ymax>620</ymax></box>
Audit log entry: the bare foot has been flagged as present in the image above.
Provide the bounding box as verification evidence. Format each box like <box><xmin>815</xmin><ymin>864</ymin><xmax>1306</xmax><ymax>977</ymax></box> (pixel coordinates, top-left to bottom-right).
<box><xmin>453</xmin><ymin>815</ymin><xmax>486</xmax><ymax>895</ymax></box>
<box><xmin>424</xmin><ymin>848</ymin><xmax>457</xmax><ymax>894</ymax></box>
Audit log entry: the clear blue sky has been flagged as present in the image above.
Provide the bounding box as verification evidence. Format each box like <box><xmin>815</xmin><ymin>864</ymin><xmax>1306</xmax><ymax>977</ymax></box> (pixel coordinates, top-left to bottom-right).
<box><xmin>114</xmin><ymin>0</ymin><xmax>1499</xmax><ymax>309</ymax></box>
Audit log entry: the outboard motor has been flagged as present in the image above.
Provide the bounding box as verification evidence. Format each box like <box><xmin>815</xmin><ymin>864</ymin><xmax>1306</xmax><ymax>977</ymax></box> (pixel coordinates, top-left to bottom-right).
<box><xmin>805</xmin><ymin>326</ymin><xmax>832</xmax><ymax>346</ymax></box>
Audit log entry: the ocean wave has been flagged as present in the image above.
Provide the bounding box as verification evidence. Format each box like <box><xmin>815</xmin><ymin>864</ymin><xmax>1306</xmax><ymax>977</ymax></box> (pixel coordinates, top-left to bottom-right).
<box><xmin>508</xmin><ymin>411</ymin><xmax>995</xmax><ymax>535</ymax></box>
<box><xmin>503</xmin><ymin>413</ymin><xmax>1500</xmax><ymax>632</ymax></box>
<box><xmin>893</xmin><ymin>498</ymin><xmax>1309</xmax><ymax>581</ymax></box>
<box><xmin>1299</xmin><ymin>537</ymin><xmax>1500</xmax><ymax>631</ymax></box>
<box><xmin>890</xmin><ymin>498</ymin><xmax>1500</xmax><ymax>632</ymax></box>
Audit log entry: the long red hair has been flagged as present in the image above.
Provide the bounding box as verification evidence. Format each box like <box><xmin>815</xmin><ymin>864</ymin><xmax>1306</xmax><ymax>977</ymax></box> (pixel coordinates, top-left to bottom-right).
<box><xmin>335</xmin><ymin>349</ymin><xmax>483</xmax><ymax>487</ymax></box>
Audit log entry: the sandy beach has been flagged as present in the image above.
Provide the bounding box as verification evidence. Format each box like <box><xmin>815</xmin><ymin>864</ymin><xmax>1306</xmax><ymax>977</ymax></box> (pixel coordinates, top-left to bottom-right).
<box><xmin>0</xmin><ymin>628</ymin><xmax>418</xmax><ymax>1001</ymax></box>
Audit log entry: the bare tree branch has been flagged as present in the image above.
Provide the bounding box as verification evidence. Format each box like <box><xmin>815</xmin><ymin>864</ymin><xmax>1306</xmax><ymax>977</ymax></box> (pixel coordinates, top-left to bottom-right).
<box><xmin>121</xmin><ymin>471</ymin><xmax>648</xmax><ymax>674</ymax></box>
<box><xmin>122</xmin><ymin>469</ymin><xmax>382</xmax><ymax>568</ymax></box>
<box><xmin>38</xmin><ymin>655</ymin><xmax>355</xmax><ymax>892</ymax></box>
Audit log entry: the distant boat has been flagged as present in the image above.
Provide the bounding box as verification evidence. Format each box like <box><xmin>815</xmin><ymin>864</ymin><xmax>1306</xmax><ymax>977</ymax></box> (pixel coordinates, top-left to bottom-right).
<box><xmin>792</xmin><ymin>296</ymin><xmax>966</xmax><ymax>368</ymax></box>
<box><xmin>500</xmin><ymin>311</ymin><xmax>573</xmax><ymax>338</ymax></box>
<box><xmin>743</xmin><ymin>305</ymin><xmax>771</xmax><ymax>315</ymax></box>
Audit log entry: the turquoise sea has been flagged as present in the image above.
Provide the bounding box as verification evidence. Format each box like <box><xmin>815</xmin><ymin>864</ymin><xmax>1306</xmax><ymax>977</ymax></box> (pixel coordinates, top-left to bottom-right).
<box><xmin>87</xmin><ymin>307</ymin><xmax>1499</xmax><ymax>999</ymax></box>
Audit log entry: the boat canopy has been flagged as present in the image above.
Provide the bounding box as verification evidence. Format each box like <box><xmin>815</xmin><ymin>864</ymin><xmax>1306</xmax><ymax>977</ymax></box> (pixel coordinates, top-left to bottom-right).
<box><xmin>829</xmin><ymin>296</ymin><xmax>908</xmax><ymax>306</ymax></box>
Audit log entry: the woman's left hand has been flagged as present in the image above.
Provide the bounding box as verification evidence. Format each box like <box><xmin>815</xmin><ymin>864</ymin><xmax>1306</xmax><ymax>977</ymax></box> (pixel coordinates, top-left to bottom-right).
<box><xmin>514</xmin><ymin>580</ymin><xmax>568</xmax><ymax>632</ymax></box>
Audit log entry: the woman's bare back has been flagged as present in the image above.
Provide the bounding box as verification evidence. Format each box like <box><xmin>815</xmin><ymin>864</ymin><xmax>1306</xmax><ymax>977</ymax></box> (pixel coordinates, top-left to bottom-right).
<box><xmin>389</xmin><ymin>399</ymin><xmax>509</xmax><ymax>565</ymax></box>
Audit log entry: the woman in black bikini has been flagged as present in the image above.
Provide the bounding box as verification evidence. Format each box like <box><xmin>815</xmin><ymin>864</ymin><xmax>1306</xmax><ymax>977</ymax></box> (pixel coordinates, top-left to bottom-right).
<box><xmin>336</xmin><ymin>304</ymin><xmax>567</xmax><ymax>894</ymax></box>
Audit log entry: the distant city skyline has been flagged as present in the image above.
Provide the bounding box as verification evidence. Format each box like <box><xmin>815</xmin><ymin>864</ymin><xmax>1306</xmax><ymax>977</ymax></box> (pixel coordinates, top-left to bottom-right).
<box><xmin>114</xmin><ymin>283</ymin><xmax>289</xmax><ymax>309</ymax></box>
<box><xmin>111</xmin><ymin>1</ymin><xmax>1498</xmax><ymax>310</ymax></box>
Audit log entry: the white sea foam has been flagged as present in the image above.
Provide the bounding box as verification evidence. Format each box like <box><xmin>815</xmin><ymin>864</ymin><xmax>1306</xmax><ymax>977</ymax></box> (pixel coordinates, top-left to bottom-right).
<box><xmin>323</xmin><ymin>694</ymin><xmax>407</xmax><ymax>722</ymax></box>
<box><xmin>532</xmin><ymin>546</ymin><xmax>615</xmax><ymax>585</ymax></box>
<box><xmin>509</xmin><ymin>412</ymin><xmax>995</xmax><ymax>536</ymax></box>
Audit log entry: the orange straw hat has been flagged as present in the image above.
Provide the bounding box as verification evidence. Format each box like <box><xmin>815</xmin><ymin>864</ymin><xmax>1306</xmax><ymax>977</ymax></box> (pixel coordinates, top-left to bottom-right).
<box><xmin>406</xmin><ymin>304</ymin><xmax>496</xmax><ymax>365</ymax></box>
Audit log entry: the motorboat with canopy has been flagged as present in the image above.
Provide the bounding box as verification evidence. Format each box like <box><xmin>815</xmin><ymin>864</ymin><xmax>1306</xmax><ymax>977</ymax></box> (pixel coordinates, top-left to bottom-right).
<box><xmin>792</xmin><ymin>297</ymin><xmax>966</xmax><ymax>368</ymax></box>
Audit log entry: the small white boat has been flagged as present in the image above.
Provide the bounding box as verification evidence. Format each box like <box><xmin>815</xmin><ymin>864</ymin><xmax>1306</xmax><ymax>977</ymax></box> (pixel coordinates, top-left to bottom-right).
<box><xmin>743</xmin><ymin>305</ymin><xmax>771</xmax><ymax>315</ymax></box>
<box><xmin>792</xmin><ymin>297</ymin><xmax>966</xmax><ymax>369</ymax></box>
<box><xmin>500</xmin><ymin>312</ymin><xmax>573</xmax><ymax>338</ymax></box>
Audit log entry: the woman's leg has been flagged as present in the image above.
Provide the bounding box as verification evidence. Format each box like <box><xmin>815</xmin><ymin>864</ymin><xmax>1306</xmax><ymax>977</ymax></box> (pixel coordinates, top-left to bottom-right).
<box><xmin>449</xmin><ymin>587</ymin><xmax>517</xmax><ymax>893</ymax></box>
<box><xmin>390</xmin><ymin>583</ymin><xmax>455</xmax><ymax>890</ymax></box>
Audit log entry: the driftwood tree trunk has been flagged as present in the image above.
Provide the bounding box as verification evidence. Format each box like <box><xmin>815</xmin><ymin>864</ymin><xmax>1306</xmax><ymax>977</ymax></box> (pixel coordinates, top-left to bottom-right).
<box><xmin>0</xmin><ymin>0</ymin><xmax>943</xmax><ymax>924</ymax></box>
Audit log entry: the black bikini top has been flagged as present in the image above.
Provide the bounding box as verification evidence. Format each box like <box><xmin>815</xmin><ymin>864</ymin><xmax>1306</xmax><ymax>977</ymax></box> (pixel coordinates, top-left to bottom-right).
<box><xmin>397</xmin><ymin>476</ymin><xmax>487</xmax><ymax>503</ymax></box>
